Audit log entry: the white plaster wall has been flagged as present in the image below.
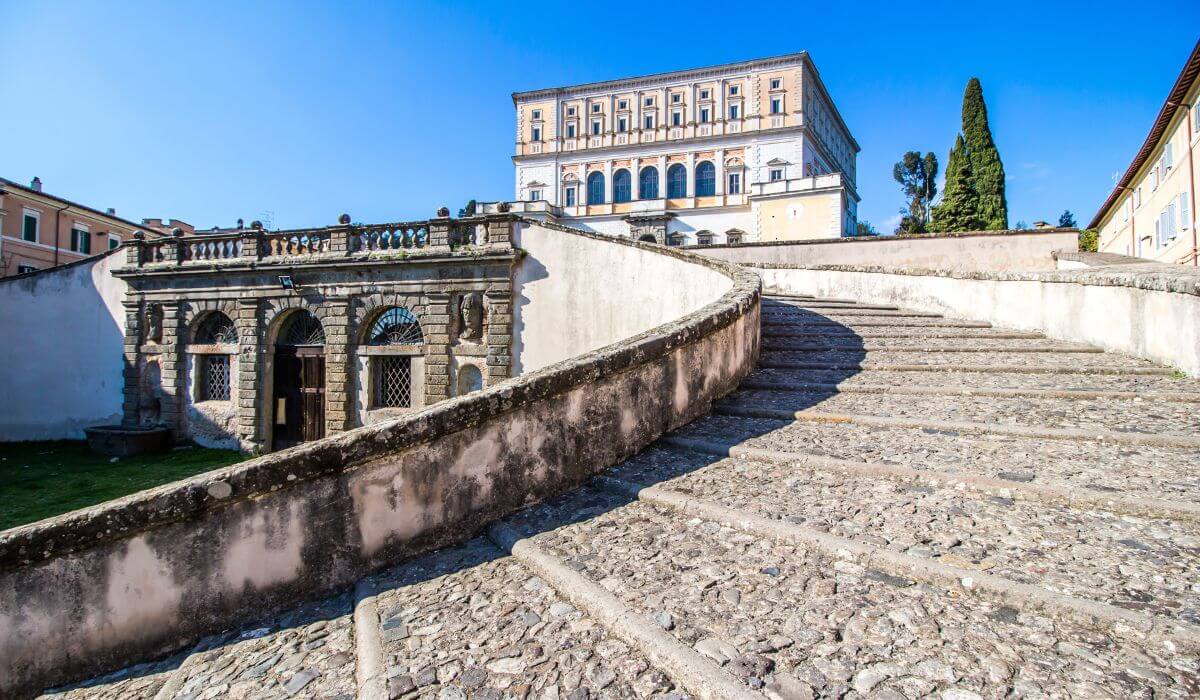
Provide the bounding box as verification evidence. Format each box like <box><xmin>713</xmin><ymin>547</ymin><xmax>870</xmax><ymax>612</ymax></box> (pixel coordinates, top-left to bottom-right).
<box><xmin>512</xmin><ymin>222</ymin><xmax>733</xmax><ymax>374</ymax></box>
<box><xmin>752</xmin><ymin>137</ymin><xmax>805</xmax><ymax>183</ymax></box>
<box><xmin>516</xmin><ymin>163</ymin><xmax>556</xmax><ymax>204</ymax></box>
<box><xmin>0</xmin><ymin>251</ymin><xmax>128</xmax><ymax>440</ymax></box>
<box><xmin>756</xmin><ymin>267</ymin><xmax>1200</xmax><ymax>376</ymax></box>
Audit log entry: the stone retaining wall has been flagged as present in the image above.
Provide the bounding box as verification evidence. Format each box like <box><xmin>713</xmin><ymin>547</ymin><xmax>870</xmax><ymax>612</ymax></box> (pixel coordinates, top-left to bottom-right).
<box><xmin>756</xmin><ymin>262</ymin><xmax>1200</xmax><ymax>376</ymax></box>
<box><xmin>0</xmin><ymin>221</ymin><xmax>760</xmax><ymax>698</ymax></box>
<box><xmin>690</xmin><ymin>228</ymin><xmax>1078</xmax><ymax>272</ymax></box>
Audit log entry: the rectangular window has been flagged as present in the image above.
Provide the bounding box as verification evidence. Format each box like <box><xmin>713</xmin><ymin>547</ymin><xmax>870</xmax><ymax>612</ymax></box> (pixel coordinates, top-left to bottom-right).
<box><xmin>700</xmin><ymin>89</ymin><xmax>710</xmax><ymax>99</ymax></box>
<box><xmin>672</xmin><ymin>93</ymin><xmax>682</xmax><ymax>104</ymax></box>
<box><xmin>109</xmin><ymin>234</ymin><xmax>121</xmax><ymax>250</ymax></box>
<box><xmin>700</xmin><ymin>107</ymin><xmax>710</xmax><ymax>123</ymax></box>
<box><xmin>529</xmin><ymin>189</ymin><xmax>542</xmax><ymax>201</ymax></box>
<box><xmin>531</xmin><ymin>126</ymin><xmax>541</xmax><ymax>141</ymax></box>
<box><xmin>729</xmin><ymin>84</ymin><xmax>740</xmax><ymax>96</ymax></box>
<box><xmin>566</xmin><ymin>123</ymin><xmax>576</xmax><ymax>138</ymax></box>
<box><xmin>203</xmin><ymin>355</ymin><xmax>231</xmax><ymax>401</ymax></box>
<box><xmin>591</xmin><ymin>119</ymin><xmax>602</xmax><ymax>136</ymax></box>
<box><xmin>672</xmin><ymin>111</ymin><xmax>682</xmax><ymax>127</ymax></box>
<box><xmin>22</xmin><ymin>211</ymin><xmax>39</xmax><ymax>242</ymax></box>
<box><xmin>644</xmin><ymin>97</ymin><xmax>653</xmax><ymax>107</ymax></box>
<box><xmin>644</xmin><ymin>114</ymin><xmax>654</xmax><ymax>129</ymax></box>
<box><xmin>771</xmin><ymin>97</ymin><xmax>783</xmax><ymax>114</ymax></box>
<box><xmin>618</xmin><ymin>116</ymin><xmax>628</xmax><ymax>132</ymax></box>
<box><xmin>728</xmin><ymin>172</ymin><xmax>742</xmax><ymax>194</ymax></box>
<box><xmin>564</xmin><ymin>187</ymin><xmax>576</xmax><ymax>207</ymax></box>
<box><xmin>531</xmin><ymin>109</ymin><xmax>542</xmax><ymax>120</ymax></box>
<box><xmin>376</xmin><ymin>356</ymin><xmax>412</xmax><ymax>408</ymax></box>
<box><xmin>729</xmin><ymin>104</ymin><xmax>740</xmax><ymax>119</ymax></box>
<box><xmin>618</xmin><ymin>100</ymin><xmax>628</xmax><ymax>110</ymax></box>
<box><xmin>770</xmin><ymin>168</ymin><xmax>784</xmax><ymax>182</ymax></box>
<box><xmin>770</xmin><ymin>78</ymin><xmax>782</xmax><ymax>90</ymax></box>
<box><xmin>567</xmin><ymin>106</ymin><xmax>576</xmax><ymax>116</ymax></box>
<box><xmin>70</xmin><ymin>227</ymin><xmax>91</xmax><ymax>254</ymax></box>
<box><xmin>17</xmin><ymin>264</ymin><xmax>37</xmax><ymax>274</ymax></box>
<box><xmin>592</xmin><ymin>103</ymin><xmax>601</xmax><ymax>113</ymax></box>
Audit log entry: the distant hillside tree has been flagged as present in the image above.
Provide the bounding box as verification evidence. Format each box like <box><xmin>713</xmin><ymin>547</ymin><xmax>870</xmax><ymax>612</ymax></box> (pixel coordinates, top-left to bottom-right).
<box><xmin>1013</xmin><ymin>220</ymin><xmax>1028</xmax><ymax>230</ymax></box>
<box><xmin>930</xmin><ymin>134</ymin><xmax>983</xmax><ymax>232</ymax></box>
<box><xmin>893</xmin><ymin>151</ymin><xmax>938</xmax><ymax>233</ymax></box>
<box><xmin>855</xmin><ymin>220</ymin><xmax>879</xmax><ymax>236</ymax></box>
<box><xmin>961</xmin><ymin>78</ymin><xmax>1008</xmax><ymax>229</ymax></box>
<box><xmin>1058</xmin><ymin>210</ymin><xmax>1077</xmax><ymax>228</ymax></box>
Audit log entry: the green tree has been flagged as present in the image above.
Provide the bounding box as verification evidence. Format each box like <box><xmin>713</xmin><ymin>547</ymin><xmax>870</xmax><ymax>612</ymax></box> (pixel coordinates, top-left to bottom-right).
<box><xmin>855</xmin><ymin>220</ymin><xmax>879</xmax><ymax>236</ymax></box>
<box><xmin>1078</xmin><ymin>229</ymin><xmax>1098</xmax><ymax>252</ymax></box>
<box><xmin>961</xmin><ymin>78</ymin><xmax>1008</xmax><ymax>229</ymax></box>
<box><xmin>930</xmin><ymin>134</ymin><xmax>983</xmax><ymax>232</ymax></box>
<box><xmin>1058</xmin><ymin>210</ymin><xmax>1077</xmax><ymax>228</ymax></box>
<box><xmin>458</xmin><ymin>200</ymin><xmax>477</xmax><ymax>217</ymax></box>
<box><xmin>893</xmin><ymin>151</ymin><xmax>938</xmax><ymax>233</ymax></box>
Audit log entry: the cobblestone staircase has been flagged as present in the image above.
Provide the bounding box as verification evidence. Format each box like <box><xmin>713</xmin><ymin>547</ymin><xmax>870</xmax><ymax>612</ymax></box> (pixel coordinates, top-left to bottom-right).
<box><xmin>46</xmin><ymin>295</ymin><xmax>1200</xmax><ymax>699</ymax></box>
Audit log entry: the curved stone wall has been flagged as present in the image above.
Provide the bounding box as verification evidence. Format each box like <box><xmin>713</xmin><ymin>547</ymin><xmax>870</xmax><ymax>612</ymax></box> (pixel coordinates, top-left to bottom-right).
<box><xmin>756</xmin><ymin>262</ymin><xmax>1200</xmax><ymax>376</ymax></box>
<box><xmin>0</xmin><ymin>222</ymin><xmax>760</xmax><ymax>698</ymax></box>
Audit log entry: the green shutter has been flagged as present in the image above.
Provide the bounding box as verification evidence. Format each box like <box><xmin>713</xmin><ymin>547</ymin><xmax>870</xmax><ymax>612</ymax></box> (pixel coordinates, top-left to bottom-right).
<box><xmin>23</xmin><ymin>215</ymin><xmax>37</xmax><ymax>242</ymax></box>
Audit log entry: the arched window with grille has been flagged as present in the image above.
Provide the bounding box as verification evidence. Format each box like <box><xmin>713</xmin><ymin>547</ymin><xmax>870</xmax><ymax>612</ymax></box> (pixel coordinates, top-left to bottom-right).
<box><xmin>191</xmin><ymin>311</ymin><xmax>237</xmax><ymax>402</ymax></box>
<box><xmin>365</xmin><ymin>307</ymin><xmax>423</xmax><ymax>410</ymax></box>
<box><xmin>667</xmin><ymin>163</ymin><xmax>687</xmax><ymax>199</ymax></box>
<box><xmin>695</xmin><ymin>161</ymin><xmax>716</xmax><ymax>197</ymax></box>
<box><xmin>612</xmin><ymin>169</ymin><xmax>631</xmax><ymax>203</ymax></box>
<box><xmin>639</xmin><ymin>167</ymin><xmax>659</xmax><ymax>200</ymax></box>
<box><xmin>587</xmin><ymin>171</ymin><xmax>605</xmax><ymax>205</ymax></box>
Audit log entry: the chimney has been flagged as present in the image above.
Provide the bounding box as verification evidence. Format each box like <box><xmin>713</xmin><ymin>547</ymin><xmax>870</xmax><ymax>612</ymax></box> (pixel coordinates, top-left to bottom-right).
<box><xmin>30</xmin><ymin>177</ymin><xmax>42</xmax><ymax>192</ymax></box>
<box><xmin>106</xmin><ymin>208</ymin><xmax>116</xmax><ymax>216</ymax></box>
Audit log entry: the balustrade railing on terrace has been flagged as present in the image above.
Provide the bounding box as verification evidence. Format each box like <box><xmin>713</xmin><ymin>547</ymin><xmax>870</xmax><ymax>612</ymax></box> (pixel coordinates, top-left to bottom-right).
<box><xmin>127</xmin><ymin>215</ymin><xmax>507</xmax><ymax>267</ymax></box>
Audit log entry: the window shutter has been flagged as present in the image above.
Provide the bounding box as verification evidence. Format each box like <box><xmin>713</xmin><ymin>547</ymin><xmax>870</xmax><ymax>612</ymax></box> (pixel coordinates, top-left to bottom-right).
<box><xmin>1181</xmin><ymin>194</ymin><xmax>1191</xmax><ymax>231</ymax></box>
<box><xmin>1167</xmin><ymin>202</ymin><xmax>1177</xmax><ymax>239</ymax></box>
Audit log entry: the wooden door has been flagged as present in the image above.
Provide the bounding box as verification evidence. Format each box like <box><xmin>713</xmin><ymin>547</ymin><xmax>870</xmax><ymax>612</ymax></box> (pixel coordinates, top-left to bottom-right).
<box><xmin>272</xmin><ymin>348</ymin><xmax>325</xmax><ymax>450</ymax></box>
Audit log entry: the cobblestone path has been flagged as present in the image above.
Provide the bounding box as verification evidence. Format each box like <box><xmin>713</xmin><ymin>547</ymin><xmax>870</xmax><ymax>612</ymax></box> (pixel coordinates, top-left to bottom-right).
<box><xmin>46</xmin><ymin>294</ymin><xmax>1200</xmax><ymax>699</ymax></box>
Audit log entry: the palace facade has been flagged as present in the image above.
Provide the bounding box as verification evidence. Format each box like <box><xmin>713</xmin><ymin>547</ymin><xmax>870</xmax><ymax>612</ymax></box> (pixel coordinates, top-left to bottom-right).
<box><xmin>510</xmin><ymin>52</ymin><xmax>860</xmax><ymax>245</ymax></box>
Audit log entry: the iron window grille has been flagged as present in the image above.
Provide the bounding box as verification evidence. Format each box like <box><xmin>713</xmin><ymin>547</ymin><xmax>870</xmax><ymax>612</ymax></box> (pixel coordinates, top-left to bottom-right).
<box><xmin>376</xmin><ymin>356</ymin><xmax>412</xmax><ymax>408</ymax></box>
<box><xmin>280</xmin><ymin>312</ymin><xmax>325</xmax><ymax>346</ymax></box>
<box><xmin>195</xmin><ymin>312</ymin><xmax>239</xmax><ymax>344</ymax></box>
<box><xmin>203</xmin><ymin>355</ymin><xmax>231</xmax><ymax>401</ymax></box>
<box><xmin>368</xmin><ymin>307</ymin><xmax>423</xmax><ymax>345</ymax></box>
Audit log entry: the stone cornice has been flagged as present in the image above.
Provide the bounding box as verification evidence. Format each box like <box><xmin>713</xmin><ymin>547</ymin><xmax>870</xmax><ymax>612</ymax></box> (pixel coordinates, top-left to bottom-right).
<box><xmin>512</xmin><ymin>52</ymin><xmax>810</xmax><ymax>103</ymax></box>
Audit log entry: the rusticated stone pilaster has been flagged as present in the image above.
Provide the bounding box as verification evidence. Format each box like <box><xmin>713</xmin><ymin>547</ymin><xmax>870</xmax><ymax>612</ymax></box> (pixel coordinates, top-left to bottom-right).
<box><xmin>157</xmin><ymin>301</ymin><xmax>186</xmax><ymax>437</ymax></box>
<box><xmin>120</xmin><ymin>299</ymin><xmax>142</xmax><ymax>426</ymax></box>
<box><xmin>235</xmin><ymin>298</ymin><xmax>263</xmax><ymax>450</ymax></box>
<box><xmin>323</xmin><ymin>297</ymin><xmax>354</xmax><ymax>434</ymax></box>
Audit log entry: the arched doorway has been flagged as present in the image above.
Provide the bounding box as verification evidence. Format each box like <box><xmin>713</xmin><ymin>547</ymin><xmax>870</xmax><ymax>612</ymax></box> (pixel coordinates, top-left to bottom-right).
<box><xmin>272</xmin><ymin>310</ymin><xmax>326</xmax><ymax>450</ymax></box>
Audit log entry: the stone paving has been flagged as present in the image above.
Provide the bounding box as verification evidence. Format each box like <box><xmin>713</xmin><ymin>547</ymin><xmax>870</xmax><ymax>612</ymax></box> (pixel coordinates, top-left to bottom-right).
<box><xmin>47</xmin><ymin>294</ymin><xmax>1200</xmax><ymax>699</ymax></box>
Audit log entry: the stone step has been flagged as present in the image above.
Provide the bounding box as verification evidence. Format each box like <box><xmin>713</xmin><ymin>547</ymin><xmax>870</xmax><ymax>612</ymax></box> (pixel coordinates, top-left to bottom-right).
<box><xmin>763</xmin><ymin>319</ymin><xmax>993</xmax><ymax>329</ymax></box>
<box><xmin>507</xmin><ymin>483</ymin><xmax>1198</xmax><ymax>697</ymax></box>
<box><xmin>749</xmin><ymin>366</ymin><xmax>1200</xmax><ymax>393</ymax></box>
<box><xmin>761</xmin><ymin>339</ymin><xmax>1103</xmax><ymax>353</ymax></box>
<box><xmin>42</xmin><ymin>592</ymin><xmax>358</xmax><ymax>699</ymax></box>
<box><xmin>760</xmin><ymin>349</ymin><xmax>1170</xmax><ymax>373</ymax></box>
<box><xmin>723</xmin><ymin>387</ymin><xmax>1200</xmax><ymax>437</ymax></box>
<box><xmin>714</xmin><ymin>401</ymin><xmax>1200</xmax><ymax>449</ymax></box>
<box><xmin>736</xmin><ymin>377</ymin><xmax>1200</xmax><ymax>403</ymax></box>
<box><xmin>763</xmin><ymin>302</ymin><xmax>903</xmax><ymax>312</ymax></box>
<box><xmin>615</xmin><ymin>445</ymin><xmax>1200</xmax><ymax>626</ymax></box>
<box><xmin>668</xmin><ymin>413</ymin><xmax>1200</xmax><ymax>502</ymax></box>
<box><xmin>762</xmin><ymin>309</ymin><xmax>945</xmax><ymax>318</ymax></box>
<box><xmin>359</xmin><ymin>536</ymin><xmax>680</xmax><ymax>699</ymax></box>
<box><xmin>763</xmin><ymin>329</ymin><xmax>1046</xmax><ymax>340</ymax></box>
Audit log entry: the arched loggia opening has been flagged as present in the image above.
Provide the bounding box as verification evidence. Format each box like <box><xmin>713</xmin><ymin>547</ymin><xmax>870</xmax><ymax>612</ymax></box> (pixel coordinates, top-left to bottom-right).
<box><xmin>271</xmin><ymin>310</ymin><xmax>326</xmax><ymax>450</ymax></box>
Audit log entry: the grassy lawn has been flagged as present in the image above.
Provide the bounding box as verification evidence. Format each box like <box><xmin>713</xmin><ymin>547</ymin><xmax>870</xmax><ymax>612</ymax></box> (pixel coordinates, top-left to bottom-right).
<box><xmin>0</xmin><ymin>441</ymin><xmax>246</xmax><ymax>531</ymax></box>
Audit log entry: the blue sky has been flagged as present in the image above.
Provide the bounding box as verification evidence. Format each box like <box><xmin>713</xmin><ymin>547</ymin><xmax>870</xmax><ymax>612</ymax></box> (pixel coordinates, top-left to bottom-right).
<box><xmin>2</xmin><ymin>2</ymin><xmax>1197</xmax><ymax>233</ymax></box>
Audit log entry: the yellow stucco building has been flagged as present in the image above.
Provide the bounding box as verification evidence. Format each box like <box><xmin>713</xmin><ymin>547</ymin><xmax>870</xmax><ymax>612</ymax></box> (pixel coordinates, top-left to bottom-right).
<box><xmin>1092</xmin><ymin>39</ymin><xmax>1199</xmax><ymax>265</ymax></box>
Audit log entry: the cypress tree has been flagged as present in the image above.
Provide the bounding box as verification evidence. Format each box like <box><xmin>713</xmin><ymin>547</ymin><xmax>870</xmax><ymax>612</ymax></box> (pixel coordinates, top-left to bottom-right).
<box><xmin>930</xmin><ymin>134</ymin><xmax>982</xmax><ymax>232</ymax></box>
<box><xmin>961</xmin><ymin>78</ymin><xmax>1008</xmax><ymax>229</ymax></box>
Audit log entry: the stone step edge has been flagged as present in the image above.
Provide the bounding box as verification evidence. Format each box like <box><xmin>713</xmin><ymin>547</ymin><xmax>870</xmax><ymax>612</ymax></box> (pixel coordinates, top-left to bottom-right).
<box><xmin>353</xmin><ymin>580</ymin><xmax>388</xmax><ymax>700</ymax></box>
<box><xmin>485</xmin><ymin>522</ymin><xmax>764</xmax><ymax>700</ymax></box>
<box><xmin>760</xmin><ymin>345</ymin><xmax>1104</xmax><ymax>354</ymax></box>
<box><xmin>596</xmin><ymin>476</ymin><xmax>1200</xmax><ymax>652</ymax></box>
<box><xmin>764</xmin><ymin>331</ymin><xmax>1045</xmax><ymax>340</ymax></box>
<box><xmin>737</xmin><ymin>380</ymin><xmax>1200</xmax><ymax>403</ymax></box>
<box><xmin>660</xmin><ymin>436</ymin><xmax>1200</xmax><ymax>524</ymax></box>
<box><xmin>762</xmin><ymin>311</ymin><xmax>944</xmax><ymax>318</ymax></box>
<box><xmin>715</xmin><ymin>404</ymin><xmax>1200</xmax><ymax>449</ymax></box>
<box><xmin>757</xmin><ymin>360</ymin><xmax>1176</xmax><ymax>376</ymax></box>
<box><xmin>763</xmin><ymin>321</ymin><xmax>994</xmax><ymax>329</ymax></box>
<box><xmin>766</xmin><ymin>303</ymin><xmax>903</xmax><ymax>311</ymax></box>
